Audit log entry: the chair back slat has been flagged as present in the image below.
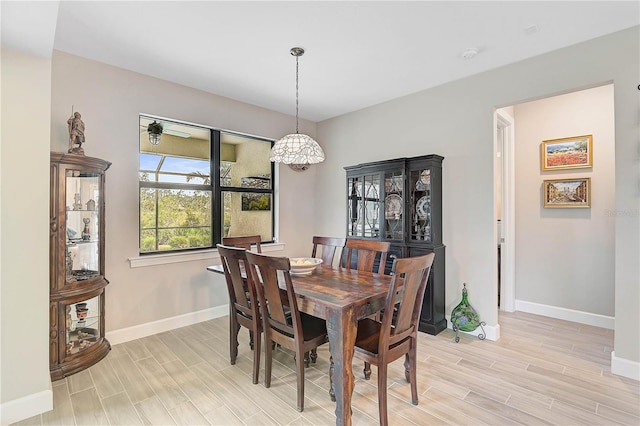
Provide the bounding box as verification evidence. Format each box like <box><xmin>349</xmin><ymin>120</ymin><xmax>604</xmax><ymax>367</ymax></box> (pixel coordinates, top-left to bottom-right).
<box><xmin>311</xmin><ymin>236</ymin><xmax>346</xmax><ymax>267</ymax></box>
<box><xmin>344</xmin><ymin>238</ymin><xmax>391</xmax><ymax>274</ymax></box>
<box><xmin>222</xmin><ymin>235</ymin><xmax>262</xmax><ymax>253</ymax></box>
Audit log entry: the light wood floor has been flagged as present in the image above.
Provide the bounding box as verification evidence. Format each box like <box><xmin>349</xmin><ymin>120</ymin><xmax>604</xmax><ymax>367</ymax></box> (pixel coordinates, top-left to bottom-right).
<box><xmin>14</xmin><ymin>311</ymin><xmax>640</xmax><ymax>425</ymax></box>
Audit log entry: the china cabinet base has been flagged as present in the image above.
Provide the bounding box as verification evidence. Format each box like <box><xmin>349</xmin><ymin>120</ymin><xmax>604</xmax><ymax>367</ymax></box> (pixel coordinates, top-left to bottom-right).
<box><xmin>49</xmin><ymin>337</ymin><xmax>110</xmax><ymax>381</ymax></box>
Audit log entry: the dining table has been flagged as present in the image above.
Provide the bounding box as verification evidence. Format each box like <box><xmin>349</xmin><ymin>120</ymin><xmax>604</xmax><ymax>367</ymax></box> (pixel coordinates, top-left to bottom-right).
<box><xmin>207</xmin><ymin>262</ymin><xmax>393</xmax><ymax>426</ymax></box>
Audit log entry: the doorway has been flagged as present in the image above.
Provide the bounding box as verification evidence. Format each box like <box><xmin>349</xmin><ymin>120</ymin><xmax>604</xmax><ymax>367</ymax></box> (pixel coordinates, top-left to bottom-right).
<box><xmin>494</xmin><ymin>85</ymin><xmax>615</xmax><ymax>325</ymax></box>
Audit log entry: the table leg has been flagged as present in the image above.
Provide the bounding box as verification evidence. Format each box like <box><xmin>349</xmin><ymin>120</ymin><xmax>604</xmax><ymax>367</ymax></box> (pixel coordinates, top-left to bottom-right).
<box><xmin>326</xmin><ymin>307</ymin><xmax>357</xmax><ymax>426</ymax></box>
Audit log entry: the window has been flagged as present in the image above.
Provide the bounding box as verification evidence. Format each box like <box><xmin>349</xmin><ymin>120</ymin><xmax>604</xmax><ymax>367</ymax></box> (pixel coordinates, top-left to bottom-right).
<box><xmin>139</xmin><ymin>116</ymin><xmax>274</xmax><ymax>254</ymax></box>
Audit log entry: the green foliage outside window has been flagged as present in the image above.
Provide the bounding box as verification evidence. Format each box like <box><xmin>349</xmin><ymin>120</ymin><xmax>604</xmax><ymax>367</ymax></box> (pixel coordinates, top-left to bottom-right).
<box><xmin>140</xmin><ymin>188</ymin><xmax>212</xmax><ymax>252</ymax></box>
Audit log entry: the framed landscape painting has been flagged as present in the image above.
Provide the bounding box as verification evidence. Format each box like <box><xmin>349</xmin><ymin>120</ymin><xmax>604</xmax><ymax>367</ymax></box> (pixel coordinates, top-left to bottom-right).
<box><xmin>543</xmin><ymin>178</ymin><xmax>591</xmax><ymax>208</ymax></box>
<box><xmin>541</xmin><ymin>135</ymin><xmax>593</xmax><ymax>171</ymax></box>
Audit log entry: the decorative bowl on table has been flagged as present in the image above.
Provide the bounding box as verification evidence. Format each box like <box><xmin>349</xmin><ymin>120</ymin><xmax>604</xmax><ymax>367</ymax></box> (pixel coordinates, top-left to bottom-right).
<box><xmin>290</xmin><ymin>258</ymin><xmax>323</xmax><ymax>276</ymax></box>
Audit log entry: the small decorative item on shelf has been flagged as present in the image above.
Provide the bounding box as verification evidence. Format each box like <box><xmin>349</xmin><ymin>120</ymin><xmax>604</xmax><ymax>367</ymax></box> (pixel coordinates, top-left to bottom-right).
<box><xmin>66</xmin><ymin>306</ymin><xmax>73</xmax><ymax>330</ymax></box>
<box><xmin>451</xmin><ymin>283</ymin><xmax>486</xmax><ymax>343</ymax></box>
<box><xmin>65</xmin><ymin>246</ymin><xmax>74</xmax><ymax>275</ymax></box>
<box><xmin>86</xmin><ymin>199</ymin><xmax>96</xmax><ymax>211</ymax></box>
<box><xmin>73</xmin><ymin>193</ymin><xmax>82</xmax><ymax>210</ymax></box>
<box><xmin>81</xmin><ymin>218</ymin><xmax>91</xmax><ymax>240</ymax></box>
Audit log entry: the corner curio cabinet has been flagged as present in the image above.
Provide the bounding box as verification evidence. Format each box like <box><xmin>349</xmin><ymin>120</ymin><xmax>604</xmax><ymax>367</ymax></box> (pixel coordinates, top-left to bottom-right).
<box><xmin>345</xmin><ymin>154</ymin><xmax>446</xmax><ymax>335</ymax></box>
<box><xmin>50</xmin><ymin>152</ymin><xmax>111</xmax><ymax>380</ymax></box>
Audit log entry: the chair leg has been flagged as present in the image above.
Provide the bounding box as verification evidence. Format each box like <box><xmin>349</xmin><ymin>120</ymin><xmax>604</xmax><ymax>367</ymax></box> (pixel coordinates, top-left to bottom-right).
<box><xmin>408</xmin><ymin>345</ymin><xmax>418</xmax><ymax>405</ymax></box>
<box><xmin>249</xmin><ymin>330</ymin><xmax>254</xmax><ymax>350</ymax></box>
<box><xmin>310</xmin><ymin>348</ymin><xmax>318</xmax><ymax>364</ymax></box>
<box><xmin>296</xmin><ymin>349</ymin><xmax>305</xmax><ymax>412</ymax></box>
<box><xmin>303</xmin><ymin>351</ymin><xmax>310</xmax><ymax>368</ymax></box>
<box><xmin>252</xmin><ymin>329</ymin><xmax>261</xmax><ymax>385</ymax></box>
<box><xmin>264</xmin><ymin>335</ymin><xmax>273</xmax><ymax>388</ymax></box>
<box><xmin>377</xmin><ymin>363</ymin><xmax>389</xmax><ymax>426</ymax></box>
<box><xmin>363</xmin><ymin>361</ymin><xmax>371</xmax><ymax>380</ymax></box>
<box><xmin>404</xmin><ymin>353</ymin><xmax>410</xmax><ymax>383</ymax></box>
<box><xmin>230</xmin><ymin>317</ymin><xmax>240</xmax><ymax>365</ymax></box>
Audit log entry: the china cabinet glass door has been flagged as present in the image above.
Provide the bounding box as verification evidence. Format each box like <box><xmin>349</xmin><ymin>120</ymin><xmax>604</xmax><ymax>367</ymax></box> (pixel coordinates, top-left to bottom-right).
<box><xmin>347</xmin><ymin>173</ymin><xmax>381</xmax><ymax>238</ymax></box>
<box><xmin>65</xmin><ymin>171</ymin><xmax>101</xmax><ymax>282</ymax></box>
<box><xmin>409</xmin><ymin>168</ymin><xmax>432</xmax><ymax>243</ymax></box>
<box><xmin>65</xmin><ymin>295</ymin><xmax>102</xmax><ymax>356</ymax></box>
<box><xmin>383</xmin><ymin>170</ymin><xmax>404</xmax><ymax>240</ymax></box>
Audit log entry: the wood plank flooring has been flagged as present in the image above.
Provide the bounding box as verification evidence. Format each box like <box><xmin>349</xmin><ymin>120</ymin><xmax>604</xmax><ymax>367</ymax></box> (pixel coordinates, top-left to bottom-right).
<box><xmin>14</xmin><ymin>311</ymin><xmax>640</xmax><ymax>425</ymax></box>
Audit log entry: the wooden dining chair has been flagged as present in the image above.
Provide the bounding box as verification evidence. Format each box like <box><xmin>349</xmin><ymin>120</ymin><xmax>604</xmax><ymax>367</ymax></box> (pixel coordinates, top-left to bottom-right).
<box><xmin>344</xmin><ymin>238</ymin><xmax>392</xmax><ymax>274</ymax></box>
<box><xmin>217</xmin><ymin>244</ymin><xmax>262</xmax><ymax>384</ymax></box>
<box><xmin>353</xmin><ymin>252</ymin><xmax>435</xmax><ymax>426</ymax></box>
<box><xmin>311</xmin><ymin>236</ymin><xmax>346</xmax><ymax>268</ymax></box>
<box><xmin>222</xmin><ymin>235</ymin><xmax>262</xmax><ymax>253</ymax></box>
<box><xmin>245</xmin><ymin>251</ymin><xmax>329</xmax><ymax>412</ymax></box>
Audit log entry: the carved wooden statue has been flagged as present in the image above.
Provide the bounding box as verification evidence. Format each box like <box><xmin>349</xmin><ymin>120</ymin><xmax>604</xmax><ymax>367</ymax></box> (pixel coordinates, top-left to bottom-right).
<box><xmin>68</xmin><ymin>111</ymin><xmax>86</xmax><ymax>154</ymax></box>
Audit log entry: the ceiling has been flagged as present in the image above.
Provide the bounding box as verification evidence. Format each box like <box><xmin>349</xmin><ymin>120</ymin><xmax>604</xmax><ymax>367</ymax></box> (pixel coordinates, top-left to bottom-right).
<box><xmin>2</xmin><ymin>1</ymin><xmax>638</xmax><ymax>122</ymax></box>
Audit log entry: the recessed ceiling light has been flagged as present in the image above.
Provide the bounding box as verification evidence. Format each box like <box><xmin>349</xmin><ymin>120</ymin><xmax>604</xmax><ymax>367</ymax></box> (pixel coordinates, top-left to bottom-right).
<box><xmin>461</xmin><ymin>48</ymin><xmax>479</xmax><ymax>60</ymax></box>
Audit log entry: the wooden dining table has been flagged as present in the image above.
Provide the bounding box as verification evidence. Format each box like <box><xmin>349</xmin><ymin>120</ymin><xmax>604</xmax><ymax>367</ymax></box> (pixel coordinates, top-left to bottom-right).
<box><xmin>207</xmin><ymin>263</ymin><xmax>393</xmax><ymax>426</ymax></box>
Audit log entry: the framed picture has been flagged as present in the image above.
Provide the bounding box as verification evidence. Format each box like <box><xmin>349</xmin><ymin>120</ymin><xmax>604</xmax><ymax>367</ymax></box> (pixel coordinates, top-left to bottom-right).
<box><xmin>241</xmin><ymin>193</ymin><xmax>271</xmax><ymax>211</ymax></box>
<box><xmin>543</xmin><ymin>178</ymin><xmax>590</xmax><ymax>208</ymax></box>
<box><xmin>240</xmin><ymin>175</ymin><xmax>271</xmax><ymax>211</ymax></box>
<box><xmin>541</xmin><ymin>135</ymin><xmax>593</xmax><ymax>171</ymax></box>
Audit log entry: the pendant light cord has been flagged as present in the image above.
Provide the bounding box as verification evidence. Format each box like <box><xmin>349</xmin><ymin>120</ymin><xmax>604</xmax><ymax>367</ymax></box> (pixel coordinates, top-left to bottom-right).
<box><xmin>295</xmin><ymin>52</ymin><xmax>300</xmax><ymax>134</ymax></box>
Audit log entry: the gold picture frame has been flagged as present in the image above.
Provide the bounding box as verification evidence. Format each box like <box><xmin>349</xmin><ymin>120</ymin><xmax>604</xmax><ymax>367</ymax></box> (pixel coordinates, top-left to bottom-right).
<box><xmin>543</xmin><ymin>178</ymin><xmax>591</xmax><ymax>208</ymax></box>
<box><xmin>541</xmin><ymin>135</ymin><xmax>593</xmax><ymax>171</ymax></box>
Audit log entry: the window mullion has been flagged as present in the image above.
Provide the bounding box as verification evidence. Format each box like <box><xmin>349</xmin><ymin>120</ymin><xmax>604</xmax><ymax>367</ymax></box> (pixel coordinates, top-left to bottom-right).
<box><xmin>212</xmin><ymin>129</ymin><xmax>222</xmax><ymax>246</ymax></box>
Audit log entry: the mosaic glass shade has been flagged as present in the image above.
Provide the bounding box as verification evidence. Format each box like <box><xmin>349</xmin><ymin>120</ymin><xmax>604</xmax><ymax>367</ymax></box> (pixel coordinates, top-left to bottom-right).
<box><xmin>270</xmin><ymin>133</ymin><xmax>325</xmax><ymax>165</ymax></box>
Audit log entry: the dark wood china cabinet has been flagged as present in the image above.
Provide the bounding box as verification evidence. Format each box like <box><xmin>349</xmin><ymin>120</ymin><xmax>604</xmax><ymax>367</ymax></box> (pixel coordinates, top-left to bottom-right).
<box><xmin>50</xmin><ymin>152</ymin><xmax>111</xmax><ymax>379</ymax></box>
<box><xmin>345</xmin><ymin>154</ymin><xmax>446</xmax><ymax>335</ymax></box>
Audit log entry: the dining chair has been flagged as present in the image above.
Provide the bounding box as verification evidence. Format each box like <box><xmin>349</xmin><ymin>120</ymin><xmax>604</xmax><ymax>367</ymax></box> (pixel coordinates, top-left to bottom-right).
<box><xmin>353</xmin><ymin>252</ymin><xmax>435</xmax><ymax>426</ymax></box>
<box><xmin>344</xmin><ymin>238</ymin><xmax>392</xmax><ymax>274</ymax></box>
<box><xmin>311</xmin><ymin>236</ymin><xmax>346</xmax><ymax>268</ymax></box>
<box><xmin>222</xmin><ymin>235</ymin><xmax>262</xmax><ymax>253</ymax></box>
<box><xmin>245</xmin><ymin>251</ymin><xmax>329</xmax><ymax>412</ymax></box>
<box><xmin>217</xmin><ymin>244</ymin><xmax>262</xmax><ymax>384</ymax></box>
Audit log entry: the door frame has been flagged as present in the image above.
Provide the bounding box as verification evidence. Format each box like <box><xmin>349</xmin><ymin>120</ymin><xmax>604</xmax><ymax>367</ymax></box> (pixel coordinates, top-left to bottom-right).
<box><xmin>496</xmin><ymin>109</ymin><xmax>515</xmax><ymax>312</ymax></box>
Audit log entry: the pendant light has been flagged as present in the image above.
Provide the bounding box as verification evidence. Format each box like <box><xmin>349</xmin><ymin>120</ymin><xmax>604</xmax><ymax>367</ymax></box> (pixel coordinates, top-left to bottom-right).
<box><xmin>270</xmin><ymin>47</ymin><xmax>324</xmax><ymax>171</ymax></box>
<box><xmin>147</xmin><ymin>120</ymin><xmax>163</xmax><ymax>146</ymax></box>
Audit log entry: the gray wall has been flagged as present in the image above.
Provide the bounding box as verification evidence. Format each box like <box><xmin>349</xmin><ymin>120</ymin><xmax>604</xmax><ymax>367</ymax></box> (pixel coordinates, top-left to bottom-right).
<box><xmin>314</xmin><ymin>27</ymin><xmax>639</xmax><ymax>365</ymax></box>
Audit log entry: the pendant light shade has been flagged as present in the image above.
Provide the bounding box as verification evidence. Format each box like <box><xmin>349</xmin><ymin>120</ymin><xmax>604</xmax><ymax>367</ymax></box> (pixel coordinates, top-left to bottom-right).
<box><xmin>270</xmin><ymin>47</ymin><xmax>324</xmax><ymax>170</ymax></box>
<box><xmin>270</xmin><ymin>133</ymin><xmax>325</xmax><ymax>164</ymax></box>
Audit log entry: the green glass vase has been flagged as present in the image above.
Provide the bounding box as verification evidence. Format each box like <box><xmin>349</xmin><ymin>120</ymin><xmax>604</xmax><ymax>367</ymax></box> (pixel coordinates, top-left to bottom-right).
<box><xmin>451</xmin><ymin>283</ymin><xmax>485</xmax><ymax>342</ymax></box>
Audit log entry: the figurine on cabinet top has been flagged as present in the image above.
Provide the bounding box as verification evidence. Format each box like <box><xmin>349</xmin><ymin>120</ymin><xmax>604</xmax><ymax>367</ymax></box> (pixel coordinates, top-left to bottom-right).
<box><xmin>67</xmin><ymin>111</ymin><xmax>86</xmax><ymax>154</ymax></box>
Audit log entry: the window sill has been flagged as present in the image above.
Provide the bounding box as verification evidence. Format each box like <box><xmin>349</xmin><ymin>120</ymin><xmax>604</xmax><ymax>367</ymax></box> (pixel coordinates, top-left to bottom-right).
<box><xmin>128</xmin><ymin>243</ymin><xmax>286</xmax><ymax>268</ymax></box>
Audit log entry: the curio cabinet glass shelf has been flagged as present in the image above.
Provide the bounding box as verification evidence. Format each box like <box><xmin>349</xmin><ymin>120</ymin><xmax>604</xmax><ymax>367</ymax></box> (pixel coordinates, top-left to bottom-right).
<box><xmin>345</xmin><ymin>154</ymin><xmax>446</xmax><ymax>335</ymax></box>
<box><xmin>50</xmin><ymin>152</ymin><xmax>111</xmax><ymax>380</ymax></box>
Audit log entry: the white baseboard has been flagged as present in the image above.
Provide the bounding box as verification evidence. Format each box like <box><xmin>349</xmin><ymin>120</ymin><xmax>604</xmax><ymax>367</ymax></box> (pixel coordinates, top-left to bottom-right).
<box><xmin>611</xmin><ymin>351</ymin><xmax>640</xmax><ymax>381</ymax></box>
<box><xmin>446</xmin><ymin>318</ymin><xmax>500</xmax><ymax>341</ymax></box>
<box><xmin>0</xmin><ymin>388</ymin><xmax>53</xmax><ymax>425</ymax></box>
<box><xmin>515</xmin><ymin>300</ymin><xmax>615</xmax><ymax>329</ymax></box>
<box><xmin>106</xmin><ymin>305</ymin><xmax>229</xmax><ymax>345</ymax></box>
